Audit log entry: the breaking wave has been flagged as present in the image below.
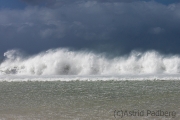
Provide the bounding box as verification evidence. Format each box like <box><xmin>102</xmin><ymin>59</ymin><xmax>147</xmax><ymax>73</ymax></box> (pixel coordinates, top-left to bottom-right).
<box><xmin>1</xmin><ymin>48</ymin><xmax>180</xmax><ymax>78</ymax></box>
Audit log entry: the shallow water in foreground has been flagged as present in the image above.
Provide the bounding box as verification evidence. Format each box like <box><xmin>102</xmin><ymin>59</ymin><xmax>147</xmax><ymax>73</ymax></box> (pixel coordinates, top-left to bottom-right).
<box><xmin>0</xmin><ymin>80</ymin><xmax>179</xmax><ymax>120</ymax></box>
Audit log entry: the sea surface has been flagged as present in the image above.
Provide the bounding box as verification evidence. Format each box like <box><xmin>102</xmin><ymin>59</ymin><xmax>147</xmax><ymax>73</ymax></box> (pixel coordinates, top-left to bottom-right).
<box><xmin>1</xmin><ymin>49</ymin><xmax>180</xmax><ymax>119</ymax></box>
<box><xmin>0</xmin><ymin>80</ymin><xmax>179</xmax><ymax>120</ymax></box>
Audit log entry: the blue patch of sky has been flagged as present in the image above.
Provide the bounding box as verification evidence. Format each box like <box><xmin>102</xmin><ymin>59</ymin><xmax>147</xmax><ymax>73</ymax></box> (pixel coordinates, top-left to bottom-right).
<box><xmin>0</xmin><ymin>0</ymin><xmax>26</xmax><ymax>9</ymax></box>
<box><xmin>153</xmin><ymin>0</ymin><xmax>180</xmax><ymax>5</ymax></box>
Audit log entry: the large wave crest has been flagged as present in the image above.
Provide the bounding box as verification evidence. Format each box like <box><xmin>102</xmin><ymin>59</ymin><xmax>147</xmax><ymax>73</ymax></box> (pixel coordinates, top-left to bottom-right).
<box><xmin>0</xmin><ymin>48</ymin><xmax>180</xmax><ymax>76</ymax></box>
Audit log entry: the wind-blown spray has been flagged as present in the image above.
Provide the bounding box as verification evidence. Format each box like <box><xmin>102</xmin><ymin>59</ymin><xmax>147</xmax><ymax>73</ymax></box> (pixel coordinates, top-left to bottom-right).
<box><xmin>1</xmin><ymin>48</ymin><xmax>180</xmax><ymax>76</ymax></box>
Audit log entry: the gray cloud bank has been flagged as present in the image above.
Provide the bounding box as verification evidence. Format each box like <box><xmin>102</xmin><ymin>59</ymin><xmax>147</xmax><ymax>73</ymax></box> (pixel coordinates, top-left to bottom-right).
<box><xmin>0</xmin><ymin>0</ymin><xmax>180</xmax><ymax>57</ymax></box>
<box><xmin>20</xmin><ymin>0</ymin><xmax>180</xmax><ymax>7</ymax></box>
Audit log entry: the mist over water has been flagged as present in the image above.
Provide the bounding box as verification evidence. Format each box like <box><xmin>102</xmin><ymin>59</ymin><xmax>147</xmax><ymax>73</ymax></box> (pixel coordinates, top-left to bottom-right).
<box><xmin>1</xmin><ymin>48</ymin><xmax>180</xmax><ymax>80</ymax></box>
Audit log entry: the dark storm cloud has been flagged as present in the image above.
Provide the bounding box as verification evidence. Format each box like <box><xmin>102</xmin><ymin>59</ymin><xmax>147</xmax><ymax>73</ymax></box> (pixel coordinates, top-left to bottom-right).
<box><xmin>21</xmin><ymin>0</ymin><xmax>139</xmax><ymax>4</ymax></box>
<box><xmin>0</xmin><ymin>0</ymin><xmax>180</xmax><ymax>57</ymax></box>
<box><xmin>20</xmin><ymin>0</ymin><xmax>145</xmax><ymax>7</ymax></box>
<box><xmin>20</xmin><ymin>0</ymin><xmax>180</xmax><ymax>6</ymax></box>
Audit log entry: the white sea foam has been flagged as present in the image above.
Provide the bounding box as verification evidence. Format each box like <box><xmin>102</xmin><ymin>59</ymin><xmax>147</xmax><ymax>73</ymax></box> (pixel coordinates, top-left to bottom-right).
<box><xmin>1</xmin><ymin>48</ymin><xmax>180</xmax><ymax>81</ymax></box>
<box><xmin>1</xmin><ymin>74</ymin><xmax>180</xmax><ymax>81</ymax></box>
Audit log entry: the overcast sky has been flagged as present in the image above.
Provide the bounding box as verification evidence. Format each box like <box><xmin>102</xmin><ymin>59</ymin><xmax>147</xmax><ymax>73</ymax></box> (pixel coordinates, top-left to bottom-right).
<box><xmin>0</xmin><ymin>0</ymin><xmax>180</xmax><ymax>57</ymax></box>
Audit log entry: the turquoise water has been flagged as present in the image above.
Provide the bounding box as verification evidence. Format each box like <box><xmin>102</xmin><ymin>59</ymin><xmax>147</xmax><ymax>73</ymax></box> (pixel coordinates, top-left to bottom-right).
<box><xmin>0</xmin><ymin>80</ymin><xmax>179</xmax><ymax>120</ymax></box>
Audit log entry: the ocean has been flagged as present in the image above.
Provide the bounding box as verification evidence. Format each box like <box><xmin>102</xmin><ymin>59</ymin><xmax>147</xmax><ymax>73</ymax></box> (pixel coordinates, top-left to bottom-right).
<box><xmin>0</xmin><ymin>80</ymin><xmax>179</xmax><ymax>120</ymax></box>
<box><xmin>0</xmin><ymin>48</ymin><xmax>180</xmax><ymax>119</ymax></box>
